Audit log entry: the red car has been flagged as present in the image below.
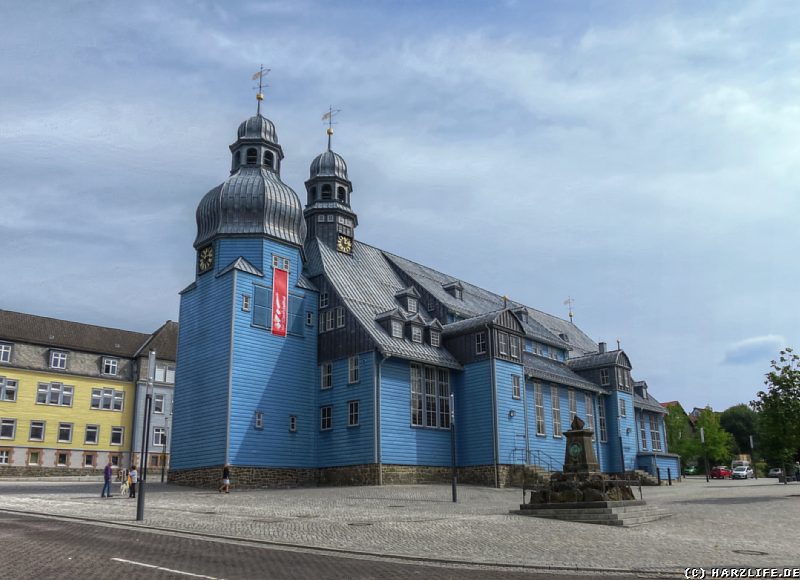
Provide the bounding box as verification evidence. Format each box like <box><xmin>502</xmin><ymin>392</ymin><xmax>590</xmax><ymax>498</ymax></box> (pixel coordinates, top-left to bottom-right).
<box><xmin>710</xmin><ymin>465</ymin><xmax>732</xmax><ymax>479</ymax></box>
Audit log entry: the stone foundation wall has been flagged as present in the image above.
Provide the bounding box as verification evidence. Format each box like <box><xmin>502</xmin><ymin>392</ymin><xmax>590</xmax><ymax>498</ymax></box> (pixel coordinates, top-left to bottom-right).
<box><xmin>380</xmin><ymin>464</ymin><xmax>455</xmax><ymax>485</ymax></box>
<box><xmin>0</xmin><ymin>466</ymin><xmax>102</xmax><ymax>477</ymax></box>
<box><xmin>318</xmin><ymin>464</ymin><xmax>380</xmax><ymax>486</ymax></box>
<box><xmin>168</xmin><ymin>465</ymin><xmax>317</xmax><ymax>489</ymax></box>
<box><xmin>458</xmin><ymin>465</ymin><xmax>497</xmax><ymax>486</ymax></box>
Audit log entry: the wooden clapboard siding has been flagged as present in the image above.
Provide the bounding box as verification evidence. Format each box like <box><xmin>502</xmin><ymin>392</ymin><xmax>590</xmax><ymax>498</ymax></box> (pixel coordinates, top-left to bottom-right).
<box><xmin>456</xmin><ymin>360</ymin><xmax>493</xmax><ymax>467</ymax></box>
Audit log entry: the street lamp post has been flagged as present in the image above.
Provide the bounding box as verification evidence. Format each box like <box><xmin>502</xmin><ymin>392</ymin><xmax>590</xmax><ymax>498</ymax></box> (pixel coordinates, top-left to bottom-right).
<box><xmin>136</xmin><ymin>350</ymin><xmax>155</xmax><ymax>521</ymax></box>
<box><xmin>161</xmin><ymin>415</ymin><xmax>170</xmax><ymax>483</ymax></box>
<box><xmin>701</xmin><ymin>427</ymin><xmax>709</xmax><ymax>483</ymax></box>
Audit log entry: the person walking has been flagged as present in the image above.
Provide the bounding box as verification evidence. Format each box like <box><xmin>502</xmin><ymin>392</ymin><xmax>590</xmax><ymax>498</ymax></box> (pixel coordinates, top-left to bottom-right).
<box><xmin>101</xmin><ymin>460</ymin><xmax>113</xmax><ymax>498</ymax></box>
<box><xmin>218</xmin><ymin>465</ymin><xmax>230</xmax><ymax>494</ymax></box>
<box><xmin>129</xmin><ymin>465</ymin><xmax>138</xmax><ymax>498</ymax></box>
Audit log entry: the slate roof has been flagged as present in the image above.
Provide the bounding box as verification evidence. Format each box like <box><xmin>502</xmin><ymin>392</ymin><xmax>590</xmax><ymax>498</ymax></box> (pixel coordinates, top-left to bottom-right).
<box><xmin>134</xmin><ymin>320</ymin><xmax>179</xmax><ymax>361</ymax></box>
<box><xmin>441</xmin><ymin>309</ymin><xmax>510</xmax><ymax>337</ymax></box>
<box><xmin>381</xmin><ymin>252</ymin><xmax>597</xmax><ymax>355</ymax></box>
<box><xmin>0</xmin><ymin>309</ymin><xmax>151</xmax><ymax>358</ymax></box>
<box><xmin>522</xmin><ymin>353</ymin><xmax>603</xmax><ymax>392</ymax></box>
<box><xmin>566</xmin><ymin>350</ymin><xmax>630</xmax><ymax>371</ymax></box>
<box><xmin>305</xmin><ymin>239</ymin><xmax>461</xmax><ymax>369</ymax></box>
<box><xmin>635</xmin><ymin>391</ymin><xmax>668</xmax><ymax>414</ymax></box>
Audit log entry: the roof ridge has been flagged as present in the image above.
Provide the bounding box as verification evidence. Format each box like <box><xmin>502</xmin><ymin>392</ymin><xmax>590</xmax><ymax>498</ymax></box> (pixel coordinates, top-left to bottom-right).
<box><xmin>0</xmin><ymin>309</ymin><xmax>150</xmax><ymax>338</ymax></box>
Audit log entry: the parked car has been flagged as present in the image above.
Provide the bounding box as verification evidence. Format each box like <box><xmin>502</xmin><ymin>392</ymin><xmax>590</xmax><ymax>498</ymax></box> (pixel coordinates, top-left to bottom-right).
<box><xmin>767</xmin><ymin>467</ymin><xmax>783</xmax><ymax>478</ymax></box>
<box><xmin>710</xmin><ymin>465</ymin><xmax>732</xmax><ymax>479</ymax></box>
<box><xmin>732</xmin><ymin>465</ymin><xmax>755</xmax><ymax>479</ymax></box>
<box><xmin>684</xmin><ymin>465</ymin><xmax>699</xmax><ymax>475</ymax></box>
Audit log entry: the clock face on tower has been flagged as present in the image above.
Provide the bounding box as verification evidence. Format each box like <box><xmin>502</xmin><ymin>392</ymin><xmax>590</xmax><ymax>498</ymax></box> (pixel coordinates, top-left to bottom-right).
<box><xmin>198</xmin><ymin>245</ymin><xmax>214</xmax><ymax>273</ymax></box>
<box><xmin>336</xmin><ymin>235</ymin><xmax>352</xmax><ymax>254</ymax></box>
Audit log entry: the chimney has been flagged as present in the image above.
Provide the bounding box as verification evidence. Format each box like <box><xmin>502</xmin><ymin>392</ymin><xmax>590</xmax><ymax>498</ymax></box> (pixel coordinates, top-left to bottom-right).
<box><xmin>598</xmin><ymin>341</ymin><xmax>607</xmax><ymax>354</ymax></box>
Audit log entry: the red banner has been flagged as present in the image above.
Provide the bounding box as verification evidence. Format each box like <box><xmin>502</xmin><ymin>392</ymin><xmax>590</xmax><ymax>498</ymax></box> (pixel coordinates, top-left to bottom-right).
<box><xmin>271</xmin><ymin>267</ymin><xmax>288</xmax><ymax>337</ymax></box>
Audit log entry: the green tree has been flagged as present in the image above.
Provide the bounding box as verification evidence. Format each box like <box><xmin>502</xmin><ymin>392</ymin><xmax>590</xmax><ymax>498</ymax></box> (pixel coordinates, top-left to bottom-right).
<box><xmin>664</xmin><ymin>404</ymin><xmax>697</xmax><ymax>468</ymax></box>
<box><xmin>751</xmin><ymin>348</ymin><xmax>800</xmax><ymax>469</ymax></box>
<box><xmin>693</xmin><ymin>408</ymin><xmax>735</xmax><ymax>464</ymax></box>
<box><xmin>719</xmin><ymin>404</ymin><xmax>758</xmax><ymax>457</ymax></box>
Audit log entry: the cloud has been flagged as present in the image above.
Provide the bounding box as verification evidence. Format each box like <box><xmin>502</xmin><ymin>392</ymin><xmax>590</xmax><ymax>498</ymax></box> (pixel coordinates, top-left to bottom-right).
<box><xmin>723</xmin><ymin>335</ymin><xmax>786</xmax><ymax>365</ymax></box>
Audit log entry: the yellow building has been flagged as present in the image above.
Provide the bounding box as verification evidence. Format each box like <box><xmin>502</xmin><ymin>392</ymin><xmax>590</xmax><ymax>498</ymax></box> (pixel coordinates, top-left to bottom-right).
<box><xmin>0</xmin><ymin>310</ymin><xmax>172</xmax><ymax>474</ymax></box>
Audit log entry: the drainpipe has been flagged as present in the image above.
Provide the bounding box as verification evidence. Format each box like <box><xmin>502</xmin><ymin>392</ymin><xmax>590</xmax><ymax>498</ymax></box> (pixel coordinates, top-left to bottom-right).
<box><xmin>488</xmin><ymin>325</ymin><xmax>499</xmax><ymax>488</ymax></box>
<box><xmin>374</xmin><ymin>349</ymin><xmax>387</xmax><ymax>486</ymax></box>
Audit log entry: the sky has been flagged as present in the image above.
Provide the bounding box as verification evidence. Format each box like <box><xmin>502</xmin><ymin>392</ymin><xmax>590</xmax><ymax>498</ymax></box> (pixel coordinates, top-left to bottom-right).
<box><xmin>2</xmin><ymin>1</ymin><xmax>798</xmax><ymax>411</ymax></box>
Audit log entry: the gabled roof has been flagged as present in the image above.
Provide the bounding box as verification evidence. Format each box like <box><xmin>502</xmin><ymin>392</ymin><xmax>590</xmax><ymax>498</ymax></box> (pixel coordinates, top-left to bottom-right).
<box><xmin>635</xmin><ymin>391</ymin><xmax>668</xmax><ymax>414</ymax></box>
<box><xmin>0</xmin><ymin>309</ymin><xmax>150</xmax><ymax>358</ymax></box>
<box><xmin>134</xmin><ymin>320</ymin><xmax>179</xmax><ymax>361</ymax></box>
<box><xmin>218</xmin><ymin>257</ymin><xmax>264</xmax><ymax>277</ymax></box>
<box><xmin>566</xmin><ymin>349</ymin><xmax>632</xmax><ymax>371</ymax></box>
<box><xmin>394</xmin><ymin>286</ymin><xmax>421</xmax><ymax>299</ymax></box>
<box><xmin>523</xmin><ymin>353</ymin><xmax>603</xmax><ymax>392</ymax></box>
<box><xmin>382</xmin><ymin>252</ymin><xmax>597</xmax><ymax>354</ymax></box>
<box><xmin>441</xmin><ymin>309</ymin><xmax>523</xmax><ymax>337</ymax></box>
<box><xmin>305</xmin><ymin>239</ymin><xmax>461</xmax><ymax>369</ymax></box>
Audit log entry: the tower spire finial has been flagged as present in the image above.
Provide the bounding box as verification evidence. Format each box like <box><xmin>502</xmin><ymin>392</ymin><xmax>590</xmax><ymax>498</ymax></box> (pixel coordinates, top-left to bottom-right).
<box><xmin>563</xmin><ymin>296</ymin><xmax>574</xmax><ymax>323</ymax></box>
<box><xmin>321</xmin><ymin>106</ymin><xmax>341</xmax><ymax>151</ymax></box>
<box><xmin>252</xmin><ymin>65</ymin><xmax>270</xmax><ymax>116</ymax></box>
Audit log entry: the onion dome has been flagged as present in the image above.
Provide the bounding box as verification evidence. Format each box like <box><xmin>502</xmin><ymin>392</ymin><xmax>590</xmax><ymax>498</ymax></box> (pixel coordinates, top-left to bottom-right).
<box><xmin>309</xmin><ymin>149</ymin><xmax>348</xmax><ymax>180</ymax></box>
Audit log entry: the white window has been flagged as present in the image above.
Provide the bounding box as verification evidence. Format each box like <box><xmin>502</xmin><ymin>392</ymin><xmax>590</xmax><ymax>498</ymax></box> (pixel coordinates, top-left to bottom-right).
<box><xmin>320</xmin><ymin>292</ymin><xmax>329</xmax><ymax>309</ymax></box>
<box><xmin>111</xmin><ymin>426</ymin><xmax>124</xmax><ymax>445</ymax></box>
<box><xmin>0</xmin><ymin>450</ymin><xmax>8</xmax><ymax>464</ymax></box>
<box><xmin>585</xmin><ymin>393</ymin><xmax>595</xmax><ymax>436</ymax></box>
<box><xmin>551</xmin><ymin>386</ymin><xmax>562</xmax><ymax>438</ymax></box>
<box><xmin>510</xmin><ymin>336</ymin><xmax>520</xmax><ymax>360</ymax></box>
<box><xmin>424</xmin><ymin>367</ymin><xmax>437</xmax><ymax>427</ymax></box>
<box><xmin>0</xmin><ymin>378</ymin><xmax>17</xmax><ymax>402</ymax></box>
<box><xmin>617</xmin><ymin>368</ymin><xmax>631</xmax><ymax>392</ymax></box>
<box><xmin>320</xmin><ymin>362</ymin><xmax>332</xmax><ymax>389</ymax></box>
<box><xmin>410</xmin><ymin>364</ymin><xmax>423</xmax><ymax>426</ymax></box>
<box><xmin>153</xmin><ymin>427</ymin><xmax>166</xmax><ymax>446</ymax></box>
<box><xmin>454</xmin><ymin>288</ymin><xmax>463</xmax><ymax>300</ymax></box>
<box><xmin>155</xmin><ymin>363</ymin><xmax>175</xmax><ymax>384</ymax></box>
<box><xmin>37</xmin><ymin>383</ymin><xmax>73</xmax><ymax>406</ymax></box>
<box><xmin>598</xmin><ymin>397</ymin><xmax>608</xmax><ymax>442</ymax></box>
<box><xmin>317</xmin><ymin>214</ymin><xmax>325</xmax><ymax>222</ymax></box>
<box><xmin>411</xmin><ymin>326</ymin><xmax>423</xmax><ymax>343</ymax></box>
<box><xmin>0</xmin><ymin>343</ymin><xmax>10</xmax><ymax>363</ymax></box>
<box><xmin>58</xmin><ymin>422</ymin><xmax>72</xmax><ymax>443</ymax></box>
<box><xmin>640</xmin><ymin>414</ymin><xmax>648</xmax><ymax>450</ymax></box>
<box><xmin>153</xmin><ymin>394</ymin><xmax>165</xmax><ymax>414</ymax></box>
<box><xmin>289</xmin><ymin>415</ymin><xmax>297</xmax><ymax>432</ymax></box>
<box><xmin>348</xmin><ymin>356</ymin><xmax>359</xmax><ymax>383</ymax></box>
<box><xmin>57</xmin><ymin>452</ymin><xmax>68</xmax><ymax>466</ymax></box>
<box><xmin>326</xmin><ymin>310</ymin><xmax>335</xmax><ymax>331</ymax></box>
<box><xmin>336</xmin><ymin>307</ymin><xmax>345</xmax><ymax>328</ymax></box>
<box><xmin>407</xmin><ymin>298</ymin><xmax>418</xmax><ymax>313</ymax></box>
<box><xmin>50</xmin><ymin>351</ymin><xmax>67</xmax><ymax>369</ymax></box>
<box><xmin>83</xmin><ymin>453</ymin><xmax>94</xmax><ymax>467</ymax></box>
<box><xmin>29</xmin><ymin>421</ymin><xmax>45</xmax><ymax>441</ymax></box>
<box><xmin>438</xmin><ymin>369</ymin><xmax>451</xmax><ymax>428</ymax></box>
<box><xmin>650</xmin><ymin>416</ymin><xmax>662</xmax><ymax>451</ymax></box>
<box><xmin>272</xmin><ymin>255</ymin><xmax>290</xmax><ymax>271</ymax></box>
<box><xmin>535</xmin><ymin>384</ymin><xmax>545</xmax><ymax>435</ymax></box>
<box><xmin>391</xmin><ymin>320</ymin><xmax>403</xmax><ymax>338</ymax></box>
<box><xmin>619</xmin><ymin>398</ymin><xmax>627</xmax><ymax>417</ymax></box>
<box><xmin>255</xmin><ymin>410</ymin><xmax>264</xmax><ymax>430</ymax></box>
<box><xmin>29</xmin><ymin>451</ymin><xmax>41</xmax><ymax>465</ymax></box>
<box><xmin>599</xmin><ymin>369</ymin><xmax>610</xmax><ymax>386</ymax></box>
<box><xmin>102</xmin><ymin>357</ymin><xmax>118</xmax><ymax>376</ymax></box>
<box><xmin>498</xmin><ymin>332</ymin><xmax>509</xmax><ymax>355</ymax></box>
<box><xmin>326</xmin><ymin>214</ymin><xmax>335</xmax><ymax>222</ymax></box>
<box><xmin>320</xmin><ymin>406</ymin><xmax>332</xmax><ymax>430</ymax></box>
<box><xmin>411</xmin><ymin>363</ymin><xmax>451</xmax><ymax>429</ymax></box>
<box><xmin>1</xmin><ymin>418</ymin><xmax>15</xmax><ymax>439</ymax></box>
<box><xmin>306</xmin><ymin>311</ymin><xmax>313</xmax><ymax>326</ymax></box>
<box><xmin>430</xmin><ymin>330</ymin><xmax>440</xmax><ymax>347</ymax></box>
<box><xmin>475</xmin><ymin>332</ymin><xmax>487</xmax><ymax>354</ymax></box>
<box><xmin>91</xmin><ymin>388</ymin><xmax>123</xmax><ymax>411</ymax></box>
<box><xmin>512</xmin><ymin>375</ymin><xmax>521</xmax><ymax>399</ymax></box>
<box><xmin>348</xmin><ymin>400</ymin><xmax>359</xmax><ymax>426</ymax></box>
<box><xmin>242</xmin><ymin>294</ymin><xmax>251</xmax><ymax>312</ymax></box>
<box><xmin>568</xmin><ymin>389</ymin><xmax>577</xmax><ymax>422</ymax></box>
<box><xmin>85</xmin><ymin>425</ymin><xmax>99</xmax><ymax>444</ymax></box>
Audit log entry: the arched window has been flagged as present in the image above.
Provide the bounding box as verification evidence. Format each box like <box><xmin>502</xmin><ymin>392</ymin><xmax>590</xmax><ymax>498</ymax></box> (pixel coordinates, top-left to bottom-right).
<box><xmin>337</xmin><ymin>187</ymin><xmax>346</xmax><ymax>203</ymax></box>
<box><xmin>263</xmin><ymin>151</ymin><xmax>274</xmax><ymax>168</ymax></box>
<box><xmin>246</xmin><ymin>148</ymin><xmax>258</xmax><ymax>164</ymax></box>
<box><xmin>321</xmin><ymin>184</ymin><xmax>332</xmax><ymax>200</ymax></box>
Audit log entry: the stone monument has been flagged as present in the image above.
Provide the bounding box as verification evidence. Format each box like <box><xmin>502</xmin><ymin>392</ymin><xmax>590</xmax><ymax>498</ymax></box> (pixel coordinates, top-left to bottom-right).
<box><xmin>563</xmin><ymin>415</ymin><xmax>600</xmax><ymax>474</ymax></box>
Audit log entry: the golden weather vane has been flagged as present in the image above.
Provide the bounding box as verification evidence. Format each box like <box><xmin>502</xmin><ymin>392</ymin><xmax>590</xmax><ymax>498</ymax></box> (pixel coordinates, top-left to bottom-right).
<box><xmin>252</xmin><ymin>65</ymin><xmax>271</xmax><ymax>115</ymax></box>
<box><xmin>563</xmin><ymin>296</ymin><xmax>574</xmax><ymax>323</ymax></box>
<box><xmin>321</xmin><ymin>106</ymin><xmax>341</xmax><ymax>150</ymax></box>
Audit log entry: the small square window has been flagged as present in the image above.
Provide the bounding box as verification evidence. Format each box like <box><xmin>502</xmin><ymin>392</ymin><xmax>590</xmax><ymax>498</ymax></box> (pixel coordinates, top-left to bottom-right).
<box><xmin>29</xmin><ymin>421</ymin><xmax>45</xmax><ymax>441</ymax></box>
<box><xmin>407</xmin><ymin>298</ymin><xmax>418</xmax><ymax>313</ymax></box>
<box><xmin>110</xmin><ymin>426</ymin><xmax>124</xmax><ymax>445</ymax></box>
<box><xmin>317</xmin><ymin>214</ymin><xmax>326</xmax><ymax>222</ymax></box>
<box><xmin>255</xmin><ymin>410</ymin><xmax>264</xmax><ymax>430</ymax></box>
<box><xmin>242</xmin><ymin>294</ymin><xmax>251</xmax><ymax>312</ymax></box>
<box><xmin>153</xmin><ymin>427</ymin><xmax>166</xmax><ymax>446</ymax></box>
<box><xmin>0</xmin><ymin>419</ymin><xmax>16</xmax><ymax>439</ymax></box>
<box><xmin>0</xmin><ymin>449</ymin><xmax>9</xmax><ymax>464</ymax></box>
<box><xmin>0</xmin><ymin>343</ymin><xmax>12</xmax><ymax>363</ymax></box>
<box><xmin>153</xmin><ymin>394</ymin><xmax>165</xmax><ymax>414</ymax></box>
<box><xmin>272</xmin><ymin>255</ymin><xmax>290</xmax><ymax>272</ymax></box>
<box><xmin>0</xmin><ymin>378</ymin><xmax>17</xmax><ymax>402</ymax></box>
<box><xmin>326</xmin><ymin>215</ymin><xmax>335</xmax><ymax>222</ymax></box>
<box><xmin>58</xmin><ymin>422</ymin><xmax>72</xmax><ymax>443</ymax></box>
<box><xmin>85</xmin><ymin>425</ymin><xmax>99</xmax><ymax>445</ymax></box>
<box><xmin>83</xmin><ymin>453</ymin><xmax>94</xmax><ymax>468</ymax></box>
<box><xmin>50</xmin><ymin>351</ymin><xmax>67</xmax><ymax>369</ymax></box>
<box><xmin>28</xmin><ymin>450</ymin><xmax>40</xmax><ymax>465</ymax></box>
<box><xmin>57</xmin><ymin>452</ymin><xmax>68</xmax><ymax>466</ymax></box>
<box><xmin>102</xmin><ymin>358</ymin><xmax>118</xmax><ymax>376</ymax></box>
<box><xmin>289</xmin><ymin>415</ymin><xmax>297</xmax><ymax>432</ymax></box>
<box><xmin>391</xmin><ymin>320</ymin><xmax>403</xmax><ymax>339</ymax></box>
<box><xmin>411</xmin><ymin>326</ymin><xmax>422</xmax><ymax>343</ymax></box>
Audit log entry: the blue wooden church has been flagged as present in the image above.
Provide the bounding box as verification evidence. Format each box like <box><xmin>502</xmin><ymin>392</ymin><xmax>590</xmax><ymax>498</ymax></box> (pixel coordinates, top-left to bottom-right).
<box><xmin>170</xmin><ymin>104</ymin><xmax>680</xmax><ymax>488</ymax></box>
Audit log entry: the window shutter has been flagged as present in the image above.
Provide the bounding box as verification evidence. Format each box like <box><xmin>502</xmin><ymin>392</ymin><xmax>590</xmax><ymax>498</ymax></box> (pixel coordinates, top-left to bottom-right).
<box><xmin>252</xmin><ymin>286</ymin><xmax>273</xmax><ymax>328</ymax></box>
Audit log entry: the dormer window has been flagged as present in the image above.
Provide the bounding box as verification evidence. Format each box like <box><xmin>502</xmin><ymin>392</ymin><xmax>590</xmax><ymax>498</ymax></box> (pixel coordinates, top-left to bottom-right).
<box><xmin>321</xmin><ymin>184</ymin><xmax>332</xmax><ymax>200</ymax></box>
<box><xmin>246</xmin><ymin>148</ymin><xmax>258</xmax><ymax>164</ymax></box>
<box><xmin>263</xmin><ymin>151</ymin><xmax>274</xmax><ymax>168</ymax></box>
<box><xmin>411</xmin><ymin>326</ymin><xmax>423</xmax><ymax>343</ymax></box>
<box><xmin>337</xmin><ymin>186</ymin><xmax>346</xmax><ymax>202</ymax></box>
<box><xmin>391</xmin><ymin>320</ymin><xmax>403</xmax><ymax>338</ymax></box>
<box><xmin>455</xmin><ymin>288</ymin><xmax>463</xmax><ymax>300</ymax></box>
<box><xmin>599</xmin><ymin>368</ymin><xmax>610</xmax><ymax>386</ymax></box>
<box><xmin>407</xmin><ymin>298</ymin><xmax>418</xmax><ymax>313</ymax></box>
<box><xmin>50</xmin><ymin>351</ymin><xmax>67</xmax><ymax>370</ymax></box>
<box><xmin>319</xmin><ymin>292</ymin><xmax>329</xmax><ymax>309</ymax></box>
<box><xmin>430</xmin><ymin>330</ymin><xmax>441</xmax><ymax>347</ymax></box>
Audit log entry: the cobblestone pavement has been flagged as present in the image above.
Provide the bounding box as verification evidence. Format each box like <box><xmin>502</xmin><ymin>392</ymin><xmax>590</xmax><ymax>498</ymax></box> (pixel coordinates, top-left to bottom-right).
<box><xmin>0</xmin><ymin>477</ymin><xmax>798</xmax><ymax>575</ymax></box>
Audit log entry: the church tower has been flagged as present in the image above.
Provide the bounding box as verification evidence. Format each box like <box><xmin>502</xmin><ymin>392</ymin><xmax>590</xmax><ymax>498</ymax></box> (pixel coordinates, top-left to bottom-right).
<box><xmin>303</xmin><ymin>125</ymin><xmax>357</xmax><ymax>255</ymax></box>
<box><xmin>171</xmin><ymin>86</ymin><xmax>318</xmax><ymax>486</ymax></box>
